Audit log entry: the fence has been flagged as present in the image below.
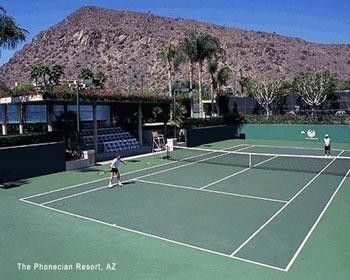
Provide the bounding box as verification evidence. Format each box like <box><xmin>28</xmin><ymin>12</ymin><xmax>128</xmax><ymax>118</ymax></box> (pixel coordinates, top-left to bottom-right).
<box><xmin>239</xmin><ymin>124</ymin><xmax>350</xmax><ymax>144</ymax></box>
<box><xmin>0</xmin><ymin>142</ymin><xmax>65</xmax><ymax>183</ymax></box>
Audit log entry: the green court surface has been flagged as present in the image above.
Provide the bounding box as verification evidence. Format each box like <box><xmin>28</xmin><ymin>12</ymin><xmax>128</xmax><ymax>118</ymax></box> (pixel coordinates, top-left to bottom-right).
<box><xmin>1</xmin><ymin>139</ymin><xmax>350</xmax><ymax>280</ymax></box>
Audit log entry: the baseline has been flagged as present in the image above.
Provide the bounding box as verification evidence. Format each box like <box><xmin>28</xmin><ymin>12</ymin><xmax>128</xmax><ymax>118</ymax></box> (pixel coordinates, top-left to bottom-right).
<box><xmin>19</xmin><ymin>197</ymin><xmax>287</xmax><ymax>272</ymax></box>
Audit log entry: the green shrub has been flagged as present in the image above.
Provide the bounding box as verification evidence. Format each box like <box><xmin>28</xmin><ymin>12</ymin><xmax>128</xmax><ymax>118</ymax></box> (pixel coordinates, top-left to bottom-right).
<box><xmin>0</xmin><ymin>132</ymin><xmax>63</xmax><ymax>148</ymax></box>
<box><xmin>5</xmin><ymin>124</ymin><xmax>47</xmax><ymax>135</ymax></box>
<box><xmin>244</xmin><ymin>114</ymin><xmax>350</xmax><ymax>125</ymax></box>
<box><xmin>182</xmin><ymin>116</ymin><xmax>241</xmax><ymax>128</ymax></box>
<box><xmin>11</xmin><ymin>83</ymin><xmax>37</xmax><ymax>96</ymax></box>
<box><xmin>0</xmin><ymin>84</ymin><xmax>11</xmax><ymax>97</ymax></box>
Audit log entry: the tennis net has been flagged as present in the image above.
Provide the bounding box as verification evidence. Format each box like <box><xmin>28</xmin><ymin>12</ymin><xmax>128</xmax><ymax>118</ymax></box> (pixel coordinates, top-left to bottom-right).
<box><xmin>166</xmin><ymin>146</ymin><xmax>350</xmax><ymax>177</ymax></box>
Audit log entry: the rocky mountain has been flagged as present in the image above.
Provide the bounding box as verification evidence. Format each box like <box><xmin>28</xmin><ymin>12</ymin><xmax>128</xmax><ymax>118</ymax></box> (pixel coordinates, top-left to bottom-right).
<box><xmin>1</xmin><ymin>6</ymin><xmax>349</xmax><ymax>92</ymax></box>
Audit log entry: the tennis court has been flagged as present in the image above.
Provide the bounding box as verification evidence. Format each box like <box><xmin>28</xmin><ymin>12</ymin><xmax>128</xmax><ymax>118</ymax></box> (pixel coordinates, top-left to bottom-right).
<box><xmin>18</xmin><ymin>140</ymin><xmax>350</xmax><ymax>274</ymax></box>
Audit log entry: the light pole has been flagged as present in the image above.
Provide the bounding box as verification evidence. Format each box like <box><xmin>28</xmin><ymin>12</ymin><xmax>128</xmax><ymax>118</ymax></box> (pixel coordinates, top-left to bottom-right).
<box><xmin>173</xmin><ymin>84</ymin><xmax>176</xmax><ymax>138</ymax></box>
<box><xmin>76</xmin><ymin>81</ymin><xmax>81</xmax><ymax>153</ymax></box>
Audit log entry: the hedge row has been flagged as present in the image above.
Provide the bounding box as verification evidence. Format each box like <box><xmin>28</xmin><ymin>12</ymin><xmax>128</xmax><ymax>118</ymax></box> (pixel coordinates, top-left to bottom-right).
<box><xmin>182</xmin><ymin>116</ymin><xmax>242</xmax><ymax>128</ymax></box>
<box><xmin>243</xmin><ymin>115</ymin><xmax>350</xmax><ymax>125</ymax></box>
<box><xmin>0</xmin><ymin>132</ymin><xmax>64</xmax><ymax>148</ymax></box>
<box><xmin>181</xmin><ymin>114</ymin><xmax>349</xmax><ymax>128</ymax></box>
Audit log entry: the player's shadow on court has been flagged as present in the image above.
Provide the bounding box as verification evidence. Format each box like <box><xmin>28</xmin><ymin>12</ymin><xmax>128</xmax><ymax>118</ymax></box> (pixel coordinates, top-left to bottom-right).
<box><xmin>76</xmin><ymin>168</ymin><xmax>101</xmax><ymax>173</ymax></box>
<box><xmin>0</xmin><ymin>179</ymin><xmax>30</xmax><ymax>189</ymax></box>
<box><xmin>122</xmin><ymin>181</ymin><xmax>136</xmax><ymax>186</ymax></box>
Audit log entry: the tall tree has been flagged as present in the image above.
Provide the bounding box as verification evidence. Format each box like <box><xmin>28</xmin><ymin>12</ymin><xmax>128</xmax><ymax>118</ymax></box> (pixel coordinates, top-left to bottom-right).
<box><xmin>246</xmin><ymin>79</ymin><xmax>282</xmax><ymax>117</ymax></box>
<box><xmin>94</xmin><ymin>71</ymin><xmax>107</xmax><ymax>89</ymax></box>
<box><xmin>208</xmin><ymin>61</ymin><xmax>231</xmax><ymax>115</ymax></box>
<box><xmin>30</xmin><ymin>65</ymin><xmax>41</xmax><ymax>86</ymax></box>
<box><xmin>238</xmin><ymin>69</ymin><xmax>250</xmax><ymax>116</ymax></box>
<box><xmin>49</xmin><ymin>65</ymin><xmax>64</xmax><ymax>84</ymax></box>
<box><xmin>160</xmin><ymin>41</ymin><xmax>177</xmax><ymax>97</ymax></box>
<box><xmin>39</xmin><ymin>65</ymin><xmax>50</xmax><ymax>86</ymax></box>
<box><xmin>0</xmin><ymin>7</ymin><xmax>27</xmax><ymax>57</ymax></box>
<box><xmin>293</xmin><ymin>71</ymin><xmax>336</xmax><ymax>118</ymax></box>
<box><xmin>216</xmin><ymin>66</ymin><xmax>232</xmax><ymax>93</ymax></box>
<box><xmin>208</xmin><ymin>59</ymin><xmax>218</xmax><ymax>115</ymax></box>
<box><xmin>178</xmin><ymin>31</ymin><xmax>198</xmax><ymax>116</ymax></box>
<box><xmin>193</xmin><ymin>32</ymin><xmax>222</xmax><ymax>117</ymax></box>
<box><xmin>80</xmin><ymin>68</ymin><xmax>94</xmax><ymax>80</ymax></box>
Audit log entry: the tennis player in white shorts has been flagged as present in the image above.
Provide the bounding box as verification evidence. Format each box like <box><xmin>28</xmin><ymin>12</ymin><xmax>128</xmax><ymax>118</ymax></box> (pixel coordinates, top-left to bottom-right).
<box><xmin>323</xmin><ymin>134</ymin><xmax>331</xmax><ymax>158</ymax></box>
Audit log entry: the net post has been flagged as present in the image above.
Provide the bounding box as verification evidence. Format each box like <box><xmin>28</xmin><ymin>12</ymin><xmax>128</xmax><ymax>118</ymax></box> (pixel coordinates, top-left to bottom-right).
<box><xmin>249</xmin><ymin>154</ymin><xmax>252</xmax><ymax>167</ymax></box>
<box><xmin>165</xmin><ymin>139</ymin><xmax>174</xmax><ymax>159</ymax></box>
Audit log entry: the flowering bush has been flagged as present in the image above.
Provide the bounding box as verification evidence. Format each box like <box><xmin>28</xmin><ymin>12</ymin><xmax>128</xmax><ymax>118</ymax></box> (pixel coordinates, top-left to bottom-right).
<box><xmin>45</xmin><ymin>88</ymin><xmax>186</xmax><ymax>104</ymax></box>
<box><xmin>244</xmin><ymin>114</ymin><xmax>350</xmax><ymax>125</ymax></box>
<box><xmin>10</xmin><ymin>83</ymin><xmax>38</xmax><ymax>97</ymax></box>
<box><xmin>0</xmin><ymin>85</ymin><xmax>189</xmax><ymax>104</ymax></box>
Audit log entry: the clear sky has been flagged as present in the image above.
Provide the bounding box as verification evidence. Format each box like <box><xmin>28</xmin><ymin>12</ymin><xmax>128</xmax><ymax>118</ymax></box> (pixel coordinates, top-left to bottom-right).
<box><xmin>1</xmin><ymin>0</ymin><xmax>349</xmax><ymax>65</ymax></box>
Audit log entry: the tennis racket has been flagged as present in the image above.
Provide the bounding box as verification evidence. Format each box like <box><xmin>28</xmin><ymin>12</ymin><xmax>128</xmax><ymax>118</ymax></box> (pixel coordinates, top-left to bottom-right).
<box><xmin>98</xmin><ymin>159</ymin><xmax>127</xmax><ymax>176</ymax></box>
<box><xmin>98</xmin><ymin>169</ymin><xmax>110</xmax><ymax>176</ymax></box>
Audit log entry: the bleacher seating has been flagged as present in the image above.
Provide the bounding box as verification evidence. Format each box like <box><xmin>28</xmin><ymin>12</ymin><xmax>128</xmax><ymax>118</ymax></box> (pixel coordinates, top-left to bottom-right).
<box><xmin>80</xmin><ymin>123</ymin><xmax>140</xmax><ymax>154</ymax></box>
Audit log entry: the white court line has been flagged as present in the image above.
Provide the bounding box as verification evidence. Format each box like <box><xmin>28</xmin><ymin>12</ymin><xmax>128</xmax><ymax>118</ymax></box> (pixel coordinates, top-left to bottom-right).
<box><xmin>174</xmin><ymin>145</ymin><xmax>350</xmax><ymax>160</ymax></box>
<box><xmin>22</xmin><ymin>144</ymin><xmax>248</xmax><ymax>200</ymax></box>
<box><xmin>285</xmin><ymin>167</ymin><xmax>350</xmax><ymax>271</ymax></box>
<box><xmin>200</xmin><ymin>156</ymin><xmax>278</xmax><ymax>190</ymax></box>
<box><xmin>250</xmin><ymin>144</ymin><xmax>348</xmax><ymax>152</ymax></box>
<box><xmin>39</xmin><ymin>145</ymin><xmax>255</xmax><ymax>205</ymax></box>
<box><xmin>135</xmin><ymin>179</ymin><xmax>287</xmax><ymax>204</ymax></box>
<box><xmin>19</xmin><ymin>198</ymin><xmax>287</xmax><ymax>272</ymax></box>
<box><xmin>97</xmin><ymin>149</ymin><xmax>166</xmax><ymax>165</ymax></box>
<box><xmin>230</xmin><ymin>150</ymin><xmax>344</xmax><ymax>257</ymax></box>
<box><xmin>41</xmin><ymin>185</ymin><xmax>111</xmax><ymax>205</ymax></box>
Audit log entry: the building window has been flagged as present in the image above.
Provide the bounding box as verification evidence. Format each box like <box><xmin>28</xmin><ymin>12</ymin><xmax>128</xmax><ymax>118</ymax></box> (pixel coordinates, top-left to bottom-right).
<box><xmin>8</xmin><ymin>105</ymin><xmax>19</xmax><ymax>124</ymax></box>
<box><xmin>26</xmin><ymin>105</ymin><xmax>47</xmax><ymax>123</ymax></box>
<box><xmin>97</xmin><ymin>105</ymin><xmax>110</xmax><ymax>121</ymax></box>
<box><xmin>53</xmin><ymin>105</ymin><xmax>65</xmax><ymax>121</ymax></box>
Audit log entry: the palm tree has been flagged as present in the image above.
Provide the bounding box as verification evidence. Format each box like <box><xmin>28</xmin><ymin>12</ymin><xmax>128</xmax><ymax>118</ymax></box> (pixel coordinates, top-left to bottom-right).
<box><xmin>94</xmin><ymin>71</ymin><xmax>107</xmax><ymax>89</ymax></box>
<box><xmin>39</xmin><ymin>65</ymin><xmax>50</xmax><ymax>86</ymax></box>
<box><xmin>216</xmin><ymin>66</ymin><xmax>232</xmax><ymax>115</ymax></box>
<box><xmin>80</xmin><ymin>68</ymin><xmax>94</xmax><ymax>80</ymax></box>
<box><xmin>208</xmin><ymin>61</ymin><xmax>231</xmax><ymax>115</ymax></box>
<box><xmin>178</xmin><ymin>31</ymin><xmax>198</xmax><ymax>116</ymax></box>
<box><xmin>216</xmin><ymin>66</ymin><xmax>232</xmax><ymax>93</ymax></box>
<box><xmin>49</xmin><ymin>65</ymin><xmax>64</xmax><ymax>84</ymax></box>
<box><xmin>0</xmin><ymin>7</ymin><xmax>27</xmax><ymax>57</ymax></box>
<box><xmin>30</xmin><ymin>65</ymin><xmax>41</xmax><ymax>86</ymax></box>
<box><xmin>238</xmin><ymin>69</ymin><xmax>250</xmax><ymax>116</ymax></box>
<box><xmin>193</xmin><ymin>33</ymin><xmax>222</xmax><ymax>117</ymax></box>
<box><xmin>160</xmin><ymin>42</ymin><xmax>177</xmax><ymax>97</ymax></box>
<box><xmin>208</xmin><ymin>59</ymin><xmax>218</xmax><ymax>115</ymax></box>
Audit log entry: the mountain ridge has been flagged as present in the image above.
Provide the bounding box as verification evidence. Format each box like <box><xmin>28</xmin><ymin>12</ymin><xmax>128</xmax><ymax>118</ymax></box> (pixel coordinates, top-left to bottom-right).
<box><xmin>1</xmin><ymin>6</ymin><xmax>349</xmax><ymax>92</ymax></box>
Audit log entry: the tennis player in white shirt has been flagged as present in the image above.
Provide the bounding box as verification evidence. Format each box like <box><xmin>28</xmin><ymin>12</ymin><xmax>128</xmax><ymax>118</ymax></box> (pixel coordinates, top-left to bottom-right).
<box><xmin>323</xmin><ymin>134</ymin><xmax>331</xmax><ymax>158</ymax></box>
<box><xmin>109</xmin><ymin>154</ymin><xmax>125</xmax><ymax>188</ymax></box>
